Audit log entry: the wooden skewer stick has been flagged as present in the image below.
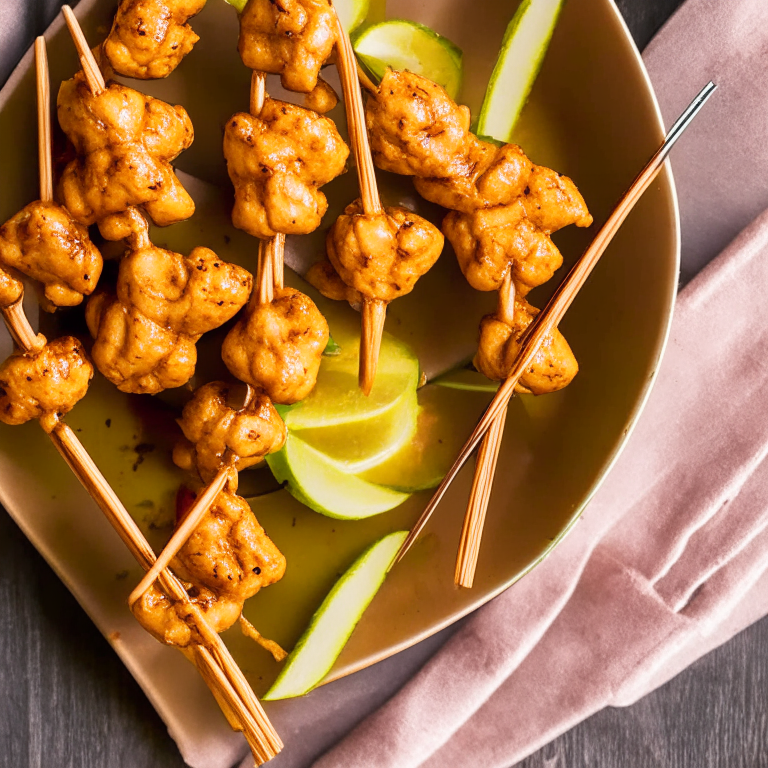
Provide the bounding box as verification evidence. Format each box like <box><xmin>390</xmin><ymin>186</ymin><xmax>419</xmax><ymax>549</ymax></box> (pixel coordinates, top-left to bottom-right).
<box><xmin>250</xmin><ymin>70</ymin><xmax>266</xmax><ymax>116</ymax></box>
<box><xmin>360</xmin><ymin>297</ymin><xmax>386</xmax><ymax>393</ymax></box>
<box><xmin>249</xmin><ymin>71</ymin><xmax>285</xmax><ymax>295</ymax></box>
<box><xmin>257</xmin><ymin>237</ymin><xmax>275</xmax><ymax>306</ymax></box>
<box><xmin>333</xmin><ymin>7</ymin><xmax>387</xmax><ymax>395</ymax></box>
<box><xmin>62</xmin><ymin>6</ymin><xmax>105</xmax><ymax>96</ymax></box>
<box><xmin>356</xmin><ymin>61</ymin><xmax>377</xmax><ymax>95</ymax></box>
<box><xmin>35</xmin><ymin>37</ymin><xmax>53</xmax><ymax>203</ymax></box>
<box><xmin>455</xmin><ymin>406</ymin><xmax>507</xmax><ymax>588</ymax></box>
<box><xmin>454</xmin><ymin>272</ymin><xmax>515</xmax><ymax>588</ymax></box>
<box><xmin>272</xmin><ymin>233</ymin><xmax>285</xmax><ymax>291</ymax></box>
<box><xmin>0</xmin><ymin>300</ymin><xmax>45</xmax><ymax>353</ymax></box>
<box><xmin>393</xmin><ymin>81</ymin><xmax>718</xmax><ymax>569</ymax></box>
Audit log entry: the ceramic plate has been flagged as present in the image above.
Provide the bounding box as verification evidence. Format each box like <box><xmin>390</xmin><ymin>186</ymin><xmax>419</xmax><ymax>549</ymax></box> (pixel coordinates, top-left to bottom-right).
<box><xmin>0</xmin><ymin>0</ymin><xmax>677</xmax><ymax>757</ymax></box>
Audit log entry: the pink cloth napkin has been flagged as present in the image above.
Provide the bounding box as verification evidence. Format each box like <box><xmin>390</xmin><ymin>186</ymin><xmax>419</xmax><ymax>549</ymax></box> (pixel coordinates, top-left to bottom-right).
<box><xmin>298</xmin><ymin>1</ymin><xmax>768</xmax><ymax>766</ymax></box>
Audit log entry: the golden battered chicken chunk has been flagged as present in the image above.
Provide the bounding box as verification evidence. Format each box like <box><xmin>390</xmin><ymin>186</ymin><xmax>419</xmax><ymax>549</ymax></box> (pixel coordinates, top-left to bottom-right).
<box><xmin>302</xmin><ymin>75</ymin><xmax>338</xmax><ymax>114</ymax></box>
<box><xmin>132</xmin><ymin>582</ymin><xmax>243</xmax><ymax>647</ymax></box>
<box><xmin>117</xmin><ymin>244</ymin><xmax>252</xmax><ymax>336</ymax></box>
<box><xmin>103</xmin><ymin>0</ymin><xmax>206</xmax><ymax>80</ymax></box>
<box><xmin>0</xmin><ymin>200</ymin><xmax>102</xmax><ymax>308</ymax></box>
<box><xmin>86</xmin><ymin>237</ymin><xmax>251</xmax><ymax>394</ymax></box>
<box><xmin>326</xmin><ymin>200</ymin><xmax>444</xmax><ymax>303</ymax></box>
<box><xmin>0</xmin><ymin>336</ymin><xmax>93</xmax><ymax>431</ymax></box>
<box><xmin>224</xmin><ymin>98</ymin><xmax>348</xmax><ymax>239</ymax></box>
<box><xmin>86</xmin><ymin>294</ymin><xmax>198</xmax><ymax>394</ymax></box>
<box><xmin>474</xmin><ymin>296</ymin><xmax>578</xmax><ymax>395</ymax></box>
<box><xmin>57</xmin><ymin>74</ymin><xmax>194</xmax><ymax>226</ymax></box>
<box><xmin>173</xmin><ymin>381</ymin><xmax>286</xmax><ymax>483</ymax></box>
<box><xmin>365</xmin><ymin>69</ymin><xmax>472</xmax><ymax>178</ymax></box>
<box><xmin>414</xmin><ymin>140</ymin><xmax>533</xmax><ymax>213</ymax></box>
<box><xmin>222</xmin><ymin>286</ymin><xmax>329</xmax><ymax>404</ymax></box>
<box><xmin>173</xmin><ymin>490</ymin><xmax>287</xmax><ymax>602</ymax></box>
<box><xmin>238</xmin><ymin>0</ymin><xmax>336</xmax><ymax>94</ymax></box>
<box><xmin>521</xmin><ymin>165</ymin><xmax>594</xmax><ymax>232</ymax></box>
<box><xmin>443</xmin><ymin>167</ymin><xmax>592</xmax><ymax>294</ymax></box>
<box><xmin>0</xmin><ymin>267</ymin><xmax>22</xmax><ymax>308</ymax></box>
<box><xmin>444</xmin><ymin>202</ymin><xmax>564</xmax><ymax>295</ymax></box>
<box><xmin>306</xmin><ymin>258</ymin><xmax>361</xmax><ymax>306</ymax></box>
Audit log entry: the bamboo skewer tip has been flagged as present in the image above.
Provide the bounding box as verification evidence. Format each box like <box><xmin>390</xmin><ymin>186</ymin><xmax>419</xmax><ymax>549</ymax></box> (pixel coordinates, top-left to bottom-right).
<box><xmin>62</xmin><ymin>5</ymin><xmax>105</xmax><ymax>96</ymax></box>
<box><xmin>359</xmin><ymin>298</ymin><xmax>386</xmax><ymax>396</ymax></box>
<box><xmin>34</xmin><ymin>37</ymin><xmax>53</xmax><ymax>203</ymax></box>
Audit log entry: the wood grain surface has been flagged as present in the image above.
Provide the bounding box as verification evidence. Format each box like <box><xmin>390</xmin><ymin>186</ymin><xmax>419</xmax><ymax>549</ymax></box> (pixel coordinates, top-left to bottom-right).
<box><xmin>3</xmin><ymin>1</ymin><xmax>766</xmax><ymax>767</ymax></box>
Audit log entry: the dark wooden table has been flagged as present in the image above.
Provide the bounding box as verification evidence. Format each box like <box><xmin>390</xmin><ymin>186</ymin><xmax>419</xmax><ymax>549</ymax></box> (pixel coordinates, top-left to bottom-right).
<box><xmin>2</xmin><ymin>1</ymin><xmax>767</xmax><ymax>767</ymax></box>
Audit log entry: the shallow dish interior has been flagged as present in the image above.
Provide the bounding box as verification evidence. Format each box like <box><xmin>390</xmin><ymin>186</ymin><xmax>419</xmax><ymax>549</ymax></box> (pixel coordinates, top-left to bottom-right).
<box><xmin>0</xmin><ymin>0</ymin><xmax>677</xmax><ymax>721</ymax></box>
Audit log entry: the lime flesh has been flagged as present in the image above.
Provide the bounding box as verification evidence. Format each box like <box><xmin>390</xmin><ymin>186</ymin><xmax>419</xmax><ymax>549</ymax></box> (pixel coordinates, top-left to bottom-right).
<box><xmin>266</xmin><ymin>434</ymin><xmax>409</xmax><ymax>519</ymax></box>
<box><xmin>353</xmin><ymin>20</ymin><xmax>463</xmax><ymax>99</ymax></box>
<box><xmin>296</xmin><ymin>390</ymin><xmax>418</xmax><ymax>474</ymax></box>
<box><xmin>360</xmin><ymin>384</ymin><xmax>494</xmax><ymax>492</ymax></box>
<box><xmin>263</xmin><ymin>531</ymin><xmax>407</xmax><ymax>700</ymax></box>
<box><xmin>282</xmin><ymin>326</ymin><xmax>419</xmax><ymax>431</ymax></box>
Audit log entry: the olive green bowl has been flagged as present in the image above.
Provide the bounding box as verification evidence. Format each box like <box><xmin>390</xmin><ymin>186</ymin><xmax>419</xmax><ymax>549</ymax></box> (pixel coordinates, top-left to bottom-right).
<box><xmin>0</xmin><ymin>0</ymin><xmax>677</xmax><ymax>731</ymax></box>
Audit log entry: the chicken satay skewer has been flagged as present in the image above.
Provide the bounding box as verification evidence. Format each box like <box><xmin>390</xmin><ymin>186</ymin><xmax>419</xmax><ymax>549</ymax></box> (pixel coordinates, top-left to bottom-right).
<box><xmin>130</xmin><ymin>237</ymin><xmax>290</xmax><ymax>599</ymax></box>
<box><xmin>50</xmin><ymin>417</ymin><xmax>283</xmax><ymax>763</ymax></box>
<box><xmin>128</xmin><ymin>384</ymin><xmax>257</xmax><ymax>606</ymax></box>
<box><xmin>395</xmin><ymin>81</ymin><xmax>717</xmax><ymax>569</ymax></box>
<box><xmin>332</xmin><ymin>9</ymin><xmax>387</xmax><ymax>395</ymax></box>
<box><xmin>56</xmin><ymin>12</ymin><xmax>283</xmax><ymax>760</ymax></box>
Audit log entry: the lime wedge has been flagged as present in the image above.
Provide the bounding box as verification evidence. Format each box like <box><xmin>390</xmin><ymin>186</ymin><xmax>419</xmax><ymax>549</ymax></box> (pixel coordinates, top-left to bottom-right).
<box><xmin>360</xmin><ymin>384</ymin><xmax>494</xmax><ymax>492</ymax></box>
<box><xmin>263</xmin><ymin>531</ymin><xmax>407</xmax><ymax>700</ymax></box>
<box><xmin>353</xmin><ymin>20</ymin><xmax>463</xmax><ymax>99</ymax></box>
<box><xmin>282</xmin><ymin>326</ymin><xmax>419</xmax><ymax>430</ymax></box>
<box><xmin>296</xmin><ymin>390</ymin><xmax>418</xmax><ymax>473</ymax></box>
<box><xmin>476</xmin><ymin>0</ymin><xmax>565</xmax><ymax>142</ymax></box>
<box><xmin>266</xmin><ymin>434</ymin><xmax>409</xmax><ymax>519</ymax></box>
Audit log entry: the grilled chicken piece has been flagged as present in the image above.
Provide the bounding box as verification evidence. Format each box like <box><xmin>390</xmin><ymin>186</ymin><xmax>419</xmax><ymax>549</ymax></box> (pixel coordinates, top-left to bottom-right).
<box><xmin>444</xmin><ymin>202</ymin><xmax>566</xmax><ymax>295</ymax></box>
<box><xmin>0</xmin><ymin>200</ymin><xmax>102</xmax><ymax>308</ymax></box>
<box><xmin>305</xmin><ymin>258</ymin><xmax>362</xmax><ymax>306</ymax></box>
<box><xmin>413</xmin><ymin>140</ymin><xmax>533</xmax><ymax>213</ymax></box>
<box><xmin>0</xmin><ymin>267</ymin><xmax>22</xmax><ymax>308</ymax></box>
<box><xmin>172</xmin><ymin>490</ymin><xmax>286</xmax><ymax>603</ymax></box>
<box><xmin>0</xmin><ymin>336</ymin><xmax>93</xmax><ymax>431</ymax></box>
<box><xmin>173</xmin><ymin>381</ymin><xmax>286</xmax><ymax>484</ymax></box>
<box><xmin>474</xmin><ymin>296</ymin><xmax>578</xmax><ymax>394</ymax></box>
<box><xmin>443</xmin><ymin>165</ymin><xmax>592</xmax><ymax>295</ymax></box>
<box><xmin>131</xmin><ymin>582</ymin><xmax>243</xmax><ymax>647</ymax></box>
<box><xmin>238</xmin><ymin>0</ymin><xmax>336</xmax><ymax>94</ymax></box>
<box><xmin>326</xmin><ymin>199</ymin><xmax>444</xmax><ymax>303</ymax></box>
<box><xmin>224</xmin><ymin>98</ymin><xmax>348</xmax><ymax>239</ymax></box>
<box><xmin>222</xmin><ymin>286</ymin><xmax>329</xmax><ymax>404</ymax></box>
<box><xmin>57</xmin><ymin>74</ymin><xmax>194</xmax><ymax>227</ymax></box>
<box><xmin>365</xmin><ymin>69</ymin><xmax>472</xmax><ymax>178</ymax></box>
<box><xmin>103</xmin><ymin>0</ymin><xmax>207</xmax><ymax>80</ymax></box>
<box><xmin>86</xmin><ymin>216</ymin><xmax>251</xmax><ymax>394</ymax></box>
